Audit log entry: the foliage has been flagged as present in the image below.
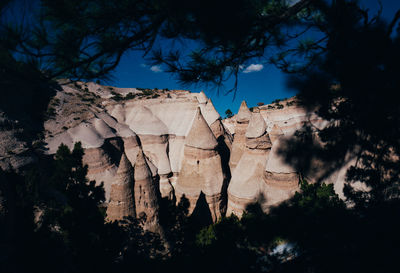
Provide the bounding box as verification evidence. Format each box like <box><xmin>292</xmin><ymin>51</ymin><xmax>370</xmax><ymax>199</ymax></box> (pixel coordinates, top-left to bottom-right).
<box><xmin>2</xmin><ymin>1</ymin><xmax>400</xmax><ymax>272</ymax></box>
<box><xmin>224</xmin><ymin>109</ymin><xmax>233</xmax><ymax>118</ymax></box>
<box><xmin>1</xmin><ymin>0</ymin><xmax>315</xmax><ymax>92</ymax></box>
<box><xmin>0</xmin><ymin>143</ymin><xmax>164</xmax><ymax>273</ymax></box>
<box><xmin>141</xmin><ymin>89</ymin><xmax>154</xmax><ymax>96</ymax></box>
<box><xmin>292</xmin><ymin>179</ymin><xmax>344</xmax><ymax>211</ymax></box>
<box><xmin>279</xmin><ymin>0</ymin><xmax>400</xmax><ymax>208</ymax></box>
<box><xmin>111</xmin><ymin>91</ymin><xmax>137</xmax><ymax>101</ymax></box>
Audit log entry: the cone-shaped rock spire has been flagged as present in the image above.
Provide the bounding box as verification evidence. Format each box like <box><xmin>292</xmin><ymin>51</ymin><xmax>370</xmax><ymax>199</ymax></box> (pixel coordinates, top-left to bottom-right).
<box><xmin>269</xmin><ymin>124</ymin><xmax>284</xmax><ymax>143</ymax></box>
<box><xmin>106</xmin><ymin>153</ymin><xmax>135</xmax><ymax>221</ymax></box>
<box><xmin>245</xmin><ymin>111</ymin><xmax>272</xmax><ymax>150</ymax></box>
<box><xmin>260</xmin><ymin>136</ymin><xmax>299</xmax><ymax>209</ymax></box>
<box><xmin>227</xmin><ymin>111</ymin><xmax>272</xmax><ymax>216</ymax></box>
<box><xmin>134</xmin><ymin>148</ymin><xmax>153</xmax><ymax>181</ymax></box>
<box><xmin>236</xmin><ymin>101</ymin><xmax>252</xmax><ymax>123</ymax></box>
<box><xmin>203</xmin><ymin>99</ymin><xmax>221</xmax><ymax>126</ymax></box>
<box><xmin>229</xmin><ymin>101</ymin><xmax>252</xmax><ymax>171</ymax></box>
<box><xmin>133</xmin><ymin>148</ymin><xmax>160</xmax><ymax>231</ymax></box>
<box><xmin>186</xmin><ymin>107</ymin><xmax>218</xmax><ymax>150</ymax></box>
<box><xmin>123</xmin><ymin>135</ymin><xmax>140</xmax><ymax>165</ymax></box>
<box><xmin>245</xmin><ymin>112</ymin><xmax>267</xmax><ymax>138</ymax></box>
<box><xmin>176</xmin><ymin>108</ymin><xmax>225</xmax><ymax>221</ymax></box>
<box><xmin>196</xmin><ymin>91</ymin><xmax>208</xmax><ymax>104</ymax></box>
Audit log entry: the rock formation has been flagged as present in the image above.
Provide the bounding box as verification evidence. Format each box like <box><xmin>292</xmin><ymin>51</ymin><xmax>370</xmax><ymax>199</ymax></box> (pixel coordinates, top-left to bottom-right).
<box><xmin>262</xmin><ymin>136</ymin><xmax>299</xmax><ymax>208</ymax></box>
<box><xmin>0</xmin><ymin>81</ymin><xmax>353</xmax><ymax>223</ymax></box>
<box><xmin>203</xmin><ymin>99</ymin><xmax>233</xmax><ymax>149</ymax></box>
<box><xmin>138</xmin><ymin>134</ymin><xmax>172</xmax><ymax>198</ymax></box>
<box><xmin>268</xmin><ymin>124</ymin><xmax>284</xmax><ymax>144</ymax></box>
<box><xmin>82</xmin><ymin>141</ymin><xmax>121</xmax><ymax>200</ymax></box>
<box><xmin>106</xmin><ymin>153</ymin><xmax>136</xmax><ymax>221</ymax></box>
<box><xmin>229</xmin><ymin>101</ymin><xmax>252</xmax><ymax>171</ymax></box>
<box><xmin>227</xmin><ymin>110</ymin><xmax>272</xmax><ymax>216</ymax></box>
<box><xmin>133</xmin><ymin>148</ymin><xmax>161</xmax><ymax>232</ymax></box>
<box><xmin>0</xmin><ymin>113</ymin><xmax>36</xmax><ymax>171</ymax></box>
<box><xmin>175</xmin><ymin>107</ymin><xmax>225</xmax><ymax>221</ymax></box>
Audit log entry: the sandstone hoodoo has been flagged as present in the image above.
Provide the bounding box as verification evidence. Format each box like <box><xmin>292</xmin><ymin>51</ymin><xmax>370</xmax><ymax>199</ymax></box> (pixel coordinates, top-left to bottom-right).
<box><xmin>122</xmin><ymin>135</ymin><xmax>140</xmax><ymax>165</ymax></box>
<box><xmin>236</xmin><ymin>100</ymin><xmax>252</xmax><ymax>123</ymax></box>
<box><xmin>106</xmin><ymin>153</ymin><xmax>136</xmax><ymax>222</ymax></box>
<box><xmin>25</xmin><ymin>82</ymin><xmax>353</xmax><ymax>224</ymax></box>
<box><xmin>83</xmin><ymin>140</ymin><xmax>121</xmax><ymax>201</ymax></box>
<box><xmin>229</xmin><ymin>100</ymin><xmax>252</xmax><ymax>171</ymax></box>
<box><xmin>203</xmin><ymin>98</ymin><xmax>233</xmax><ymax>150</ymax></box>
<box><xmin>262</xmin><ymin>136</ymin><xmax>299</xmax><ymax>208</ymax></box>
<box><xmin>245</xmin><ymin>109</ymin><xmax>271</xmax><ymax>150</ymax></box>
<box><xmin>175</xmin><ymin>107</ymin><xmax>225</xmax><ymax>221</ymax></box>
<box><xmin>202</xmin><ymin>99</ymin><xmax>220</xmax><ymax>127</ymax></box>
<box><xmin>268</xmin><ymin>124</ymin><xmax>284</xmax><ymax>144</ymax></box>
<box><xmin>133</xmin><ymin>148</ymin><xmax>161</xmax><ymax>232</ymax></box>
<box><xmin>227</xmin><ymin>110</ymin><xmax>272</xmax><ymax>216</ymax></box>
<box><xmin>139</xmin><ymin>134</ymin><xmax>172</xmax><ymax>198</ymax></box>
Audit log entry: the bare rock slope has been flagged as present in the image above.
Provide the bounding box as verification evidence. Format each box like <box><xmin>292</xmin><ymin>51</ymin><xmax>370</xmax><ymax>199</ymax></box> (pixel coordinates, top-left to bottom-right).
<box><xmin>0</xmin><ymin>82</ymin><xmax>355</xmax><ymax>223</ymax></box>
<box><xmin>43</xmin><ymin>82</ymin><xmax>232</xmax><ymax>226</ymax></box>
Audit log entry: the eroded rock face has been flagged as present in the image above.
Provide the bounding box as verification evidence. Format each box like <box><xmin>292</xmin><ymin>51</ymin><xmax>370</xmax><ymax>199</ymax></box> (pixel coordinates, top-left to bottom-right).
<box><xmin>268</xmin><ymin>124</ymin><xmax>284</xmax><ymax>144</ymax></box>
<box><xmin>262</xmin><ymin>136</ymin><xmax>299</xmax><ymax>208</ymax></box>
<box><xmin>133</xmin><ymin>149</ymin><xmax>161</xmax><ymax>232</ymax></box>
<box><xmin>106</xmin><ymin>153</ymin><xmax>136</xmax><ymax>221</ymax></box>
<box><xmin>26</xmin><ymin>82</ymin><xmax>352</xmax><ymax>223</ymax></box>
<box><xmin>229</xmin><ymin>101</ymin><xmax>251</xmax><ymax>171</ymax></box>
<box><xmin>236</xmin><ymin>100</ymin><xmax>252</xmax><ymax>123</ymax></box>
<box><xmin>227</xmin><ymin>111</ymin><xmax>272</xmax><ymax>216</ymax></box>
<box><xmin>82</xmin><ymin>137</ymin><xmax>125</xmax><ymax>200</ymax></box>
<box><xmin>175</xmin><ymin>108</ymin><xmax>225</xmax><ymax>221</ymax></box>
<box><xmin>0</xmin><ymin>113</ymin><xmax>37</xmax><ymax>171</ymax></box>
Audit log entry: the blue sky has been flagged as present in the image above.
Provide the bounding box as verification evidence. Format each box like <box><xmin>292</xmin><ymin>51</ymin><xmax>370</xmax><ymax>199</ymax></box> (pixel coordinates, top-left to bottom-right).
<box><xmin>110</xmin><ymin>0</ymin><xmax>400</xmax><ymax>116</ymax></box>
<box><xmin>113</xmin><ymin>50</ymin><xmax>291</xmax><ymax>116</ymax></box>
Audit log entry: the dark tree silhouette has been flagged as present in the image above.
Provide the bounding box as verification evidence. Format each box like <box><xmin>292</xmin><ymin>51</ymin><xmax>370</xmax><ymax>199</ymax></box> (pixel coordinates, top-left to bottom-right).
<box><xmin>225</xmin><ymin>109</ymin><xmax>233</xmax><ymax>118</ymax></box>
<box><xmin>2</xmin><ymin>1</ymin><xmax>400</xmax><ymax>272</ymax></box>
<box><xmin>277</xmin><ymin>0</ymin><xmax>400</xmax><ymax>207</ymax></box>
<box><xmin>2</xmin><ymin>0</ymin><xmax>314</xmax><ymax>91</ymax></box>
<box><xmin>0</xmin><ymin>143</ymin><xmax>167</xmax><ymax>273</ymax></box>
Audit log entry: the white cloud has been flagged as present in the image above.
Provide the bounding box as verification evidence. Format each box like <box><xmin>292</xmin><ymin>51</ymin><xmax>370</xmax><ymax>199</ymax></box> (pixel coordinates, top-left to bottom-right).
<box><xmin>150</xmin><ymin>65</ymin><xmax>162</xmax><ymax>73</ymax></box>
<box><xmin>140</xmin><ymin>64</ymin><xmax>163</xmax><ymax>73</ymax></box>
<box><xmin>243</xmin><ymin>64</ymin><xmax>264</xmax><ymax>73</ymax></box>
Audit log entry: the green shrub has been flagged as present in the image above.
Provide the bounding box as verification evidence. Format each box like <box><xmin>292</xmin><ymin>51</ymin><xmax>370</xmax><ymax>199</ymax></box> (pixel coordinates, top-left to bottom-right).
<box><xmin>142</xmin><ymin>89</ymin><xmax>154</xmax><ymax>96</ymax></box>
<box><xmin>125</xmin><ymin>92</ymin><xmax>136</xmax><ymax>100</ymax></box>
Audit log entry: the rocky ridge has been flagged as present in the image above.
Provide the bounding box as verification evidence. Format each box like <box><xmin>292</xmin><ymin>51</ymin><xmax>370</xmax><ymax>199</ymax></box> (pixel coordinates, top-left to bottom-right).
<box><xmin>1</xmin><ymin>82</ymin><xmax>353</xmax><ymax>227</ymax></box>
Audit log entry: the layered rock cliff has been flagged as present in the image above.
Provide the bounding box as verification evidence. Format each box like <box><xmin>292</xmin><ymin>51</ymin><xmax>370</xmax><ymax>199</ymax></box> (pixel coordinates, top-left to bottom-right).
<box><xmin>1</xmin><ymin>81</ymin><xmax>354</xmax><ymax>224</ymax></box>
<box><xmin>40</xmin><ymin>82</ymin><xmax>232</xmax><ymax>227</ymax></box>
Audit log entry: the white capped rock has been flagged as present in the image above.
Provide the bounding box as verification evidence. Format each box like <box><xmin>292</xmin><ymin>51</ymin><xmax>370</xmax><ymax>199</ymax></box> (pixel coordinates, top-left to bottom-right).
<box><xmin>202</xmin><ymin>99</ymin><xmax>220</xmax><ymax>126</ymax></box>
<box><xmin>196</xmin><ymin>91</ymin><xmax>208</xmax><ymax>104</ymax></box>
<box><xmin>245</xmin><ymin>112</ymin><xmax>267</xmax><ymax>138</ymax></box>
<box><xmin>236</xmin><ymin>101</ymin><xmax>252</xmax><ymax>123</ymax></box>
<box><xmin>265</xmin><ymin>136</ymin><xmax>296</xmax><ymax>174</ymax></box>
<box><xmin>269</xmin><ymin>124</ymin><xmax>284</xmax><ymax>143</ymax></box>
<box><xmin>106</xmin><ymin>153</ymin><xmax>135</xmax><ymax>221</ymax></box>
<box><xmin>125</xmin><ymin>105</ymin><xmax>169</xmax><ymax>135</ymax></box>
<box><xmin>185</xmin><ymin>107</ymin><xmax>218</xmax><ymax>150</ymax></box>
<box><xmin>133</xmin><ymin>149</ymin><xmax>161</xmax><ymax>231</ymax></box>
